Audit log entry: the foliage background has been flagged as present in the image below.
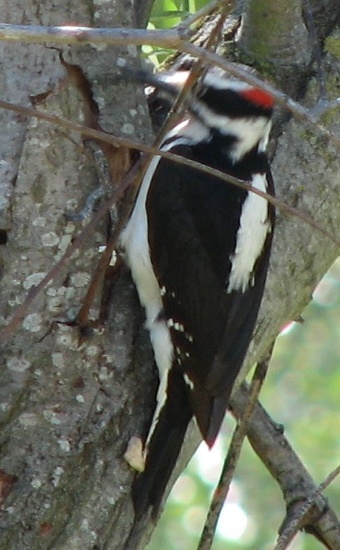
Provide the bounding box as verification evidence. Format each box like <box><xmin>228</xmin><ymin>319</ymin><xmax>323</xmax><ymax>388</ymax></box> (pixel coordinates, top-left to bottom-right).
<box><xmin>145</xmin><ymin>1</ymin><xmax>340</xmax><ymax>549</ymax></box>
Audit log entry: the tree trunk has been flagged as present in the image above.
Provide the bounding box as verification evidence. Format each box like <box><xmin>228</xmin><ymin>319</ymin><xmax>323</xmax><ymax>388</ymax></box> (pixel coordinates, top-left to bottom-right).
<box><xmin>0</xmin><ymin>1</ymin><xmax>156</xmax><ymax>548</ymax></box>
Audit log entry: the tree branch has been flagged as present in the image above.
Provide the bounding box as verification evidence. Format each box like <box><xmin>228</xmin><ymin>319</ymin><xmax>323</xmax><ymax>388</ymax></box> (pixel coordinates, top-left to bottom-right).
<box><xmin>231</xmin><ymin>386</ymin><xmax>340</xmax><ymax>549</ymax></box>
<box><xmin>0</xmin><ymin>23</ymin><xmax>191</xmax><ymax>47</ymax></box>
<box><xmin>0</xmin><ymin>23</ymin><xmax>339</xmax><ymax>146</ymax></box>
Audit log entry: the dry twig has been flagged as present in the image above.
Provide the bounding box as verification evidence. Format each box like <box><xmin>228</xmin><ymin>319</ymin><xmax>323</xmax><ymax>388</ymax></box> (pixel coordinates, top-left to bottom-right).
<box><xmin>0</xmin><ymin>23</ymin><xmax>340</xmax><ymax>128</ymax></box>
<box><xmin>0</xmin><ymin>99</ymin><xmax>337</xmax><ymax>248</ymax></box>
<box><xmin>0</xmin><ymin>94</ymin><xmax>339</xmax><ymax>345</ymax></box>
<box><xmin>197</xmin><ymin>354</ymin><xmax>271</xmax><ymax>550</ymax></box>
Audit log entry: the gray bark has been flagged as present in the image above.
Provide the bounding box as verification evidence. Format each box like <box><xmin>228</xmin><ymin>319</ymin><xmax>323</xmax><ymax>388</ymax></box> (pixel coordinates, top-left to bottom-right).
<box><xmin>0</xmin><ymin>1</ymin><xmax>154</xmax><ymax>549</ymax></box>
<box><xmin>0</xmin><ymin>1</ymin><xmax>339</xmax><ymax>549</ymax></box>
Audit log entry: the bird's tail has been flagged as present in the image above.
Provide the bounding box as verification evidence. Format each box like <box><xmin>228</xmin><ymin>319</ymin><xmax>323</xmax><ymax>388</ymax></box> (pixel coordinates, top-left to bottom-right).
<box><xmin>132</xmin><ymin>369</ymin><xmax>192</xmax><ymax>519</ymax></box>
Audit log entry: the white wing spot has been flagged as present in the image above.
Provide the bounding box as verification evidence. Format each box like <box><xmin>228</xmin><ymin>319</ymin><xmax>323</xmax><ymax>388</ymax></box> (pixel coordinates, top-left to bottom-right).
<box><xmin>184</xmin><ymin>373</ymin><xmax>194</xmax><ymax>390</ymax></box>
<box><xmin>167</xmin><ymin>318</ymin><xmax>185</xmax><ymax>332</ymax></box>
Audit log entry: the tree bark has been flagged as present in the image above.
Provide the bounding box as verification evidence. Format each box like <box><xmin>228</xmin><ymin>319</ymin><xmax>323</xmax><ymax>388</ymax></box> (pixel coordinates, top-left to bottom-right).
<box><xmin>0</xmin><ymin>1</ymin><xmax>339</xmax><ymax>549</ymax></box>
<box><xmin>0</xmin><ymin>1</ymin><xmax>154</xmax><ymax>549</ymax></box>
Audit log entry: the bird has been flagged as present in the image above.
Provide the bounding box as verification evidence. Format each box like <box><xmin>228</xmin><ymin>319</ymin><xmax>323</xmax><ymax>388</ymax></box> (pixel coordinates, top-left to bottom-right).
<box><xmin>119</xmin><ymin>67</ymin><xmax>275</xmax><ymax>518</ymax></box>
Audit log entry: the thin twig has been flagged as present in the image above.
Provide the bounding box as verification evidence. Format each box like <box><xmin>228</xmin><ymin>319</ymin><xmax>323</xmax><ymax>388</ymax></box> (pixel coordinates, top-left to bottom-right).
<box><xmin>74</xmin><ymin>154</ymin><xmax>147</xmax><ymax>327</ymax></box>
<box><xmin>178</xmin><ymin>0</ymin><xmax>225</xmax><ymax>30</ymax></box>
<box><xmin>202</xmin><ymin>0</ymin><xmax>234</xmax><ymax>50</ymax></box>
<box><xmin>1</xmin><ymin>28</ymin><xmax>339</xmax><ymax>342</ymax></box>
<box><xmin>274</xmin><ymin>465</ymin><xmax>340</xmax><ymax>550</ymax></box>
<box><xmin>0</xmin><ymin>93</ymin><xmax>339</xmax><ymax>344</ymax></box>
<box><xmin>197</xmin><ymin>351</ymin><xmax>272</xmax><ymax>550</ymax></box>
<box><xmin>0</xmin><ymin>158</ymin><xmax>144</xmax><ymax>346</ymax></box>
<box><xmin>177</xmin><ymin>43</ymin><xmax>340</xmax><ymax>149</ymax></box>
<box><xmin>154</xmin><ymin>1</ymin><xmax>234</xmax><ymax>137</ymax></box>
<box><xmin>0</xmin><ymin>98</ymin><xmax>338</xmax><ymax>250</ymax></box>
<box><xmin>0</xmin><ymin>24</ymin><xmax>338</xmax><ymax>133</ymax></box>
<box><xmin>0</xmin><ymin>23</ymin><xmax>191</xmax><ymax>47</ymax></box>
<box><xmin>0</xmin><ymin>23</ymin><xmax>339</xmax><ymax>130</ymax></box>
<box><xmin>76</xmin><ymin>3</ymin><xmax>235</xmax><ymax>325</ymax></box>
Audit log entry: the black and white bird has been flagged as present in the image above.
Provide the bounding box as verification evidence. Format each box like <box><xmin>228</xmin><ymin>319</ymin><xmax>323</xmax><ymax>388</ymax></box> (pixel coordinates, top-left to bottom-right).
<box><xmin>120</xmin><ymin>68</ymin><xmax>275</xmax><ymax>518</ymax></box>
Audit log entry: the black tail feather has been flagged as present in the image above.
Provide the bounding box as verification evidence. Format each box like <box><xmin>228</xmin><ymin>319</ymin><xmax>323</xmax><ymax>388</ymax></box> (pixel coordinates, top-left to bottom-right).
<box><xmin>132</xmin><ymin>369</ymin><xmax>192</xmax><ymax>519</ymax></box>
<box><xmin>189</xmin><ymin>381</ymin><xmax>230</xmax><ymax>449</ymax></box>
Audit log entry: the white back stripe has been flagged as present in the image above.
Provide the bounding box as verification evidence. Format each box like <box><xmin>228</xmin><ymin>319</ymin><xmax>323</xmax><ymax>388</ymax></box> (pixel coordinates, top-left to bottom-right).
<box><xmin>227</xmin><ymin>173</ymin><xmax>270</xmax><ymax>293</ymax></box>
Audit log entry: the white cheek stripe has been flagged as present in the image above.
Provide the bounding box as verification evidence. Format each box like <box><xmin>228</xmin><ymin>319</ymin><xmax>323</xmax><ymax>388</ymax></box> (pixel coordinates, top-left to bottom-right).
<box><xmin>194</xmin><ymin>102</ymin><xmax>271</xmax><ymax>162</ymax></box>
<box><xmin>227</xmin><ymin>173</ymin><xmax>270</xmax><ymax>293</ymax></box>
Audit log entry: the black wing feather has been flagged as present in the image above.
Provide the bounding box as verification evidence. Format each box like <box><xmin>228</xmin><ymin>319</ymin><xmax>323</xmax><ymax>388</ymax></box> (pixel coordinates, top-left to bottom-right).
<box><xmin>147</xmin><ymin>141</ymin><xmax>274</xmax><ymax>442</ymax></box>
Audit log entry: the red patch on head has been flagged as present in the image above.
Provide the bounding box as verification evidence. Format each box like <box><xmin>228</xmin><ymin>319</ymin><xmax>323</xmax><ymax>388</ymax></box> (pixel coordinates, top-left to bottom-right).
<box><xmin>240</xmin><ymin>88</ymin><xmax>274</xmax><ymax>109</ymax></box>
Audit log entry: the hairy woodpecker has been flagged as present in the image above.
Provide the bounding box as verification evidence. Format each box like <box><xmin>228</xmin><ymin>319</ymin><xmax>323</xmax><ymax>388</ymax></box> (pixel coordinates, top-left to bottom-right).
<box><xmin>120</xmin><ymin>68</ymin><xmax>275</xmax><ymax>518</ymax></box>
